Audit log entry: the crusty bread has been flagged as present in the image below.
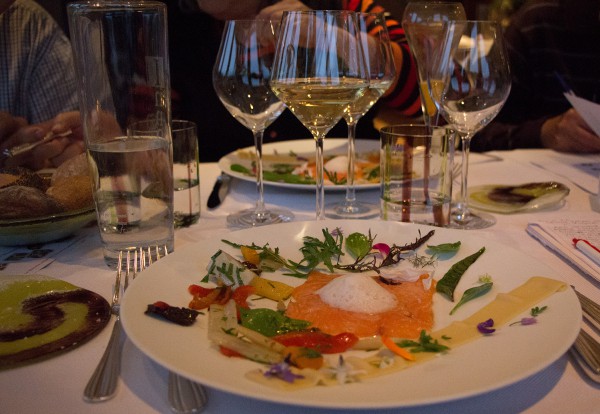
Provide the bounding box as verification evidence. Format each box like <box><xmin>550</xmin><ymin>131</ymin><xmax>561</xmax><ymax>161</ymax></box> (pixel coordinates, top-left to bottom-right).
<box><xmin>46</xmin><ymin>175</ymin><xmax>94</xmax><ymax>211</ymax></box>
<box><xmin>0</xmin><ymin>186</ymin><xmax>64</xmax><ymax>219</ymax></box>
<box><xmin>51</xmin><ymin>152</ymin><xmax>90</xmax><ymax>185</ymax></box>
<box><xmin>0</xmin><ymin>167</ymin><xmax>48</xmax><ymax>191</ymax></box>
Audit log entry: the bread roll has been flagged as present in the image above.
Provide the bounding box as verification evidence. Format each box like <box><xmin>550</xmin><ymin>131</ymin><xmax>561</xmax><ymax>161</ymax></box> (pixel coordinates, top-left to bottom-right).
<box><xmin>0</xmin><ymin>186</ymin><xmax>64</xmax><ymax>219</ymax></box>
<box><xmin>51</xmin><ymin>153</ymin><xmax>90</xmax><ymax>185</ymax></box>
<box><xmin>46</xmin><ymin>175</ymin><xmax>94</xmax><ymax>211</ymax></box>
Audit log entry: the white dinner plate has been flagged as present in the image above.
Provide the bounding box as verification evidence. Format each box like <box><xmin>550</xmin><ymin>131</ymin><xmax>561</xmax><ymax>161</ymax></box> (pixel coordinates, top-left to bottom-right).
<box><xmin>217</xmin><ymin>139</ymin><xmax>379</xmax><ymax>191</ymax></box>
<box><xmin>121</xmin><ymin>220</ymin><xmax>580</xmax><ymax>409</ymax></box>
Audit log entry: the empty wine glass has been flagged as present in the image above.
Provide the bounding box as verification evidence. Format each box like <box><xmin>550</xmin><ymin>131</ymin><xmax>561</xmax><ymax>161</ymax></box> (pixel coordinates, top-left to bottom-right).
<box><xmin>213</xmin><ymin>19</ymin><xmax>294</xmax><ymax>227</ymax></box>
<box><xmin>429</xmin><ymin>20</ymin><xmax>511</xmax><ymax>229</ymax></box>
<box><xmin>325</xmin><ymin>12</ymin><xmax>396</xmax><ymax>219</ymax></box>
<box><xmin>270</xmin><ymin>10</ymin><xmax>369</xmax><ymax>220</ymax></box>
<box><xmin>402</xmin><ymin>1</ymin><xmax>466</xmax><ymax>130</ymax></box>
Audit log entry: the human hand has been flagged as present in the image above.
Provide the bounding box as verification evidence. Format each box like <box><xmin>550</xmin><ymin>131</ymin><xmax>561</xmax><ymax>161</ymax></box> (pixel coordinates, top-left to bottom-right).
<box><xmin>0</xmin><ymin>111</ymin><xmax>27</xmax><ymax>143</ymax></box>
<box><xmin>0</xmin><ymin>111</ymin><xmax>85</xmax><ymax>170</ymax></box>
<box><xmin>256</xmin><ymin>0</ymin><xmax>310</xmax><ymax>21</ymax></box>
<box><xmin>540</xmin><ymin>108</ymin><xmax>600</xmax><ymax>153</ymax></box>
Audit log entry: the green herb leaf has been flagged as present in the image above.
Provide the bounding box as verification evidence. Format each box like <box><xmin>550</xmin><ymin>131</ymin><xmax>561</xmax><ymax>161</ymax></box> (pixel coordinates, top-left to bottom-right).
<box><xmin>238</xmin><ymin>308</ymin><xmax>311</xmax><ymax>337</ymax></box>
<box><xmin>427</xmin><ymin>241</ymin><xmax>461</xmax><ymax>253</ymax></box>
<box><xmin>398</xmin><ymin>330</ymin><xmax>450</xmax><ymax>353</ymax></box>
<box><xmin>436</xmin><ymin>247</ymin><xmax>486</xmax><ymax>301</ymax></box>
<box><xmin>263</xmin><ymin>170</ymin><xmax>315</xmax><ymax>185</ymax></box>
<box><xmin>324</xmin><ymin>169</ymin><xmax>346</xmax><ymax>185</ymax></box>
<box><xmin>345</xmin><ymin>232</ymin><xmax>372</xmax><ymax>259</ymax></box>
<box><xmin>530</xmin><ymin>306</ymin><xmax>548</xmax><ymax>317</ymax></box>
<box><xmin>366</xmin><ymin>165</ymin><xmax>380</xmax><ymax>180</ymax></box>
<box><xmin>449</xmin><ymin>282</ymin><xmax>493</xmax><ymax>315</ymax></box>
<box><xmin>230</xmin><ymin>164</ymin><xmax>251</xmax><ymax>174</ymax></box>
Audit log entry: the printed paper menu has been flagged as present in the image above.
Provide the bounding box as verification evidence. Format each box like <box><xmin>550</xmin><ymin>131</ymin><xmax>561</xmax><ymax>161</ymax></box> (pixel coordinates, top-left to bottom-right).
<box><xmin>527</xmin><ymin>213</ymin><xmax>600</xmax><ymax>281</ymax></box>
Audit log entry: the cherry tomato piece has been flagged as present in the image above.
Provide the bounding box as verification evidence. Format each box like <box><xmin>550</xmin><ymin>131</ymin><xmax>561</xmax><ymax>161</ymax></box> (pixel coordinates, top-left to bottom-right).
<box><xmin>232</xmin><ymin>285</ymin><xmax>255</xmax><ymax>309</ymax></box>
<box><xmin>273</xmin><ymin>331</ymin><xmax>358</xmax><ymax>354</ymax></box>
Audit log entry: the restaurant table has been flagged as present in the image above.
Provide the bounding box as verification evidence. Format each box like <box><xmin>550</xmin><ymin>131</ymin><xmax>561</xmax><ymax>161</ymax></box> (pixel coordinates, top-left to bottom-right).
<box><xmin>1</xmin><ymin>149</ymin><xmax>599</xmax><ymax>414</ymax></box>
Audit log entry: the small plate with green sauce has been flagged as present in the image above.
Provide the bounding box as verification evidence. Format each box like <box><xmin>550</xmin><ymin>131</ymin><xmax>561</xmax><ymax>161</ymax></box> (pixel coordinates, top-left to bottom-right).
<box><xmin>468</xmin><ymin>182</ymin><xmax>570</xmax><ymax>214</ymax></box>
<box><xmin>0</xmin><ymin>275</ymin><xmax>110</xmax><ymax>369</ymax></box>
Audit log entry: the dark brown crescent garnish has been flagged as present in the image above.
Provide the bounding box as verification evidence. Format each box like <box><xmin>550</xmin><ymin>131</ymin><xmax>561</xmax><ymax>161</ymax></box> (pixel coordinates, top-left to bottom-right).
<box><xmin>0</xmin><ymin>287</ymin><xmax>110</xmax><ymax>369</ymax></box>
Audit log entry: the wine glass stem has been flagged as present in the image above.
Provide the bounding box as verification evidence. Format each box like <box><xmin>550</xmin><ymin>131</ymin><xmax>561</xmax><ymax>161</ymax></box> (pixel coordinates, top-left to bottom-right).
<box><xmin>253</xmin><ymin>129</ymin><xmax>267</xmax><ymax>220</ymax></box>
<box><xmin>344</xmin><ymin>120</ymin><xmax>358</xmax><ymax>205</ymax></box>
<box><xmin>315</xmin><ymin>136</ymin><xmax>325</xmax><ymax>220</ymax></box>
<box><xmin>456</xmin><ymin>133</ymin><xmax>472</xmax><ymax>223</ymax></box>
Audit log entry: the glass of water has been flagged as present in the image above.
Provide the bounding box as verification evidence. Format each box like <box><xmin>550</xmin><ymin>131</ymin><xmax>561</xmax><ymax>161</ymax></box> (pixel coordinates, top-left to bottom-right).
<box><xmin>68</xmin><ymin>1</ymin><xmax>174</xmax><ymax>267</ymax></box>
<box><xmin>171</xmin><ymin>120</ymin><xmax>200</xmax><ymax>227</ymax></box>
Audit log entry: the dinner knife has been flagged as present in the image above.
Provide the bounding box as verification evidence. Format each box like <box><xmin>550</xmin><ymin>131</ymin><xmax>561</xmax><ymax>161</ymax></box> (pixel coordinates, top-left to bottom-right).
<box><xmin>1</xmin><ymin>129</ymin><xmax>73</xmax><ymax>158</ymax></box>
<box><xmin>207</xmin><ymin>172</ymin><xmax>231</xmax><ymax>209</ymax></box>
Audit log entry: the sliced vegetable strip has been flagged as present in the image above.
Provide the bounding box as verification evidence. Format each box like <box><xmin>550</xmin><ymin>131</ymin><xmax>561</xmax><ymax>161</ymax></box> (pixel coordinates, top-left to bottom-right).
<box><xmin>381</xmin><ymin>335</ymin><xmax>415</xmax><ymax>361</ymax></box>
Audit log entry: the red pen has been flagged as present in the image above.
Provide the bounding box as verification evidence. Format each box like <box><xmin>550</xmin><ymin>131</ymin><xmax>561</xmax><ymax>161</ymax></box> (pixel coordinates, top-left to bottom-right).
<box><xmin>573</xmin><ymin>238</ymin><xmax>600</xmax><ymax>267</ymax></box>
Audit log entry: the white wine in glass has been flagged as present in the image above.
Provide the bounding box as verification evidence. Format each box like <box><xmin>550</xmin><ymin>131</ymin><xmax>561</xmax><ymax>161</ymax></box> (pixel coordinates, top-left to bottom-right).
<box><xmin>402</xmin><ymin>1</ymin><xmax>466</xmax><ymax>130</ymax></box>
<box><xmin>429</xmin><ymin>20</ymin><xmax>511</xmax><ymax>229</ymax></box>
<box><xmin>270</xmin><ymin>10</ymin><xmax>369</xmax><ymax>220</ymax></box>
<box><xmin>326</xmin><ymin>12</ymin><xmax>395</xmax><ymax>219</ymax></box>
<box><xmin>213</xmin><ymin>19</ymin><xmax>293</xmax><ymax>227</ymax></box>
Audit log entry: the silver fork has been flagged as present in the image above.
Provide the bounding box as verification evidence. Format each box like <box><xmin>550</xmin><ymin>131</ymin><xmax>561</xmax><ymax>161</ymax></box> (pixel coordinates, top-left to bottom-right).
<box><xmin>142</xmin><ymin>247</ymin><xmax>208</xmax><ymax>414</ymax></box>
<box><xmin>84</xmin><ymin>249</ymin><xmax>139</xmax><ymax>402</ymax></box>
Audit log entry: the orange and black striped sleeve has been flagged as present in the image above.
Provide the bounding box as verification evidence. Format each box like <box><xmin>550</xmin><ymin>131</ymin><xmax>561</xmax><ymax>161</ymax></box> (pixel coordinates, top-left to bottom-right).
<box><xmin>344</xmin><ymin>0</ymin><xmax>421</xmax><ymax>117</ymax></box>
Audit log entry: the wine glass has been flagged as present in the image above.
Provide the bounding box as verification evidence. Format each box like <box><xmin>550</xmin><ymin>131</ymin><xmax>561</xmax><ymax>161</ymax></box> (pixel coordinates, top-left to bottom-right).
<box><xmin>402</xmin><ymin>2</ymin><xmax>466</xmax><ymax>130</ymax></box>
<box><xmin>325</xmin><ymin>12</ymin><xmax>396</xmax><ymax>219</ymax></box>
<box><xmin>270</xmin><ymin>10</ymin><xmax>370</xmax><ymax>220</ymax></box>
<box><xmin>213</xmin><ymin>19</ymin><xmax>294</xmax><ymax>227</ymax></box>
<box><xmin>429</xmin><ymin>20</ymin><xmax>511</xmax><ymax>229</ymax></box>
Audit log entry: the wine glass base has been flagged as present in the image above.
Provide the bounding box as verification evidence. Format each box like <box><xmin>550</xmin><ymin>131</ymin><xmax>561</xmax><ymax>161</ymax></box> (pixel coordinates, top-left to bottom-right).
<box><xmin>447</xmin><ymin>208</ymin><xmax>496</xmax><ymax>230</ymax></box>
<box><xmin>324</xmin><ymin>201</ymin><xmax>380</xmax><ymax>220</ymax></box>
<box><xmin>226</xmin><ymin>208</ymin><xmax>294</xmax><ymax>229</ymax></box>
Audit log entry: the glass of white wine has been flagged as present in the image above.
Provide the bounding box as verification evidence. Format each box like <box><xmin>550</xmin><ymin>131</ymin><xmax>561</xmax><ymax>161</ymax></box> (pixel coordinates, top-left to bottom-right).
<box><xmin>270</xmin><ymin>10</ymin><xmax>369</xmax><ymax>220</ymax></box>
<box><xmin>402</xmin><ymin>1</ymin><xmax>466</xmax><ymax>130</ymax></box>
<box><xmin>325</xmin><ymin>12</ymin><xmax>396</xmax><ymax>219</ymax></box>
<box><xmin>429</xmin><ymin>20</ymin><xmax>511</xmax><ymax>229</ymax></box>
<box><xmin>213</xmin><ymin>19</ymin><xmax>293</xmax><ymax>227</ymax></box>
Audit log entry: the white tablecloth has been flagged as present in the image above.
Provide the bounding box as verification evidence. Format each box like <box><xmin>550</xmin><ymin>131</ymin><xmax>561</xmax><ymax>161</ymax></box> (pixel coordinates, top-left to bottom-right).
<box><xmin>1</xmin><ymin>149</ymin><xmax>599</xmax><ymax>414</ymax></box>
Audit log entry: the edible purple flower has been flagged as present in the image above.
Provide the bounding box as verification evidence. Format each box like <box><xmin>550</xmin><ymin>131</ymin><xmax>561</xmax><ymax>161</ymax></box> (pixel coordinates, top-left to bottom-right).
<box><xmin>477</xmin><ymin>318</ymin><xmax>495</xmax><ymax>334</ymax></box>
<box><xmin>372</xmin><ymin>243</ymin><xmax>390</xmax><ymax>259</ymax></box>
<box><xmin>331</xmin><ymin>228</ymin><xmax>343</xmax><ymax>237</ymax></box>
<box><xmin>510</xmin><ymin>317</ymin><xmax>538</xmax><ymax>326</ymax></box>
<box><xmin>263</xmin><ymin>361</ymin><xmax>304</xmax><ymax>383</ymax></box>
<box><xmin>520</xmin><ymin>317</ymin><xmax>538</xmax><ymax>325</ymax></box>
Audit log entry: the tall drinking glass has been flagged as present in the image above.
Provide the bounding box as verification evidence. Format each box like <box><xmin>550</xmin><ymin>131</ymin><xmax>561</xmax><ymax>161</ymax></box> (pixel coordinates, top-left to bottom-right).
<box><xmin>402</xmin><ymin>2</ymin><xmax>466</xmax><ymax>130</ymax></box>
<box><xmin>213</xmin><ymin>19</ymin><xmax>293</xmax><ymax>228</ymax></box>
<box><xmin>326</xmin><ymin>12</ymin><xmax>396</xmax><ymax>219</ymax></box>
<box><xmin>68</xmin><ymin>1</ymin><xmax>173</xmax><ymax>267</ymax></box>
<box><xmin>270</xmin><ymin>10</ymin><xmax>369</xmax><ymax>220</ymax></box>
<box><xmin>429</xmin><ymin>20</ymin><xmax>511</xmax><ymax>229</ymax></box>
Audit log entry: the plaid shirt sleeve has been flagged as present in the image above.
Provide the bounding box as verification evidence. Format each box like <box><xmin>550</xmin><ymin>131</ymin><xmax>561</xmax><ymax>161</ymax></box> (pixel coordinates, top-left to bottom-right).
<box><xmin>0</xmin><ymin>0</ymin><xmax>78</xmax><ymax>124</ymax></box>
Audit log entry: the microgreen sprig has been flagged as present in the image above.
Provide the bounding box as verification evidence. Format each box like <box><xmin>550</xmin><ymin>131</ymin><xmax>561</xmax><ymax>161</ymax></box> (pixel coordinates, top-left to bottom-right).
<box><xmin>224</xmin><ymin>228</ymin><xmax>436</xmax><ymax>278</ymax></box>
<box><xmin>397</xmin><ymin>330</ymin><xmax>450</xmax><ymax>353</ymax></box>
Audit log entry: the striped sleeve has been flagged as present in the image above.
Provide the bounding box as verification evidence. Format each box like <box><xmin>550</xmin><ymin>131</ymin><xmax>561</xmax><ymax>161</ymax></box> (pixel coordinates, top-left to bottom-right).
<box><xmin>345</xmin><ymin>0</ymin><xmax>421</xmax><ymax>116</ymax></box>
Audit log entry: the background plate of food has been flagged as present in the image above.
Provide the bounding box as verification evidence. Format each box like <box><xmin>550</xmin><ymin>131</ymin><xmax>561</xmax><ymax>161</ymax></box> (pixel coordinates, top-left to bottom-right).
<box><xmin>217</xmin><ymin>139</ymin><xmax>380</xmax><ymax>190</ymax></box>
<box><xmin>121</xmin><ymin>220</ymin><xmax>580</xmax><ymax>409</ymax></box>
<box><xmin>468</xmin><ymin>182</ymin><xmax>570</xmax><ymax>214</ymax></box>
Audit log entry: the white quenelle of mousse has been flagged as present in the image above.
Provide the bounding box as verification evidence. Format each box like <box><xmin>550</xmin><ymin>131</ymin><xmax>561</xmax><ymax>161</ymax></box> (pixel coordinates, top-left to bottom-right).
<box><xmin>316</xmin><ymin>273</ymin><xmax>397</xmax><ymax>313</ymax></box>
